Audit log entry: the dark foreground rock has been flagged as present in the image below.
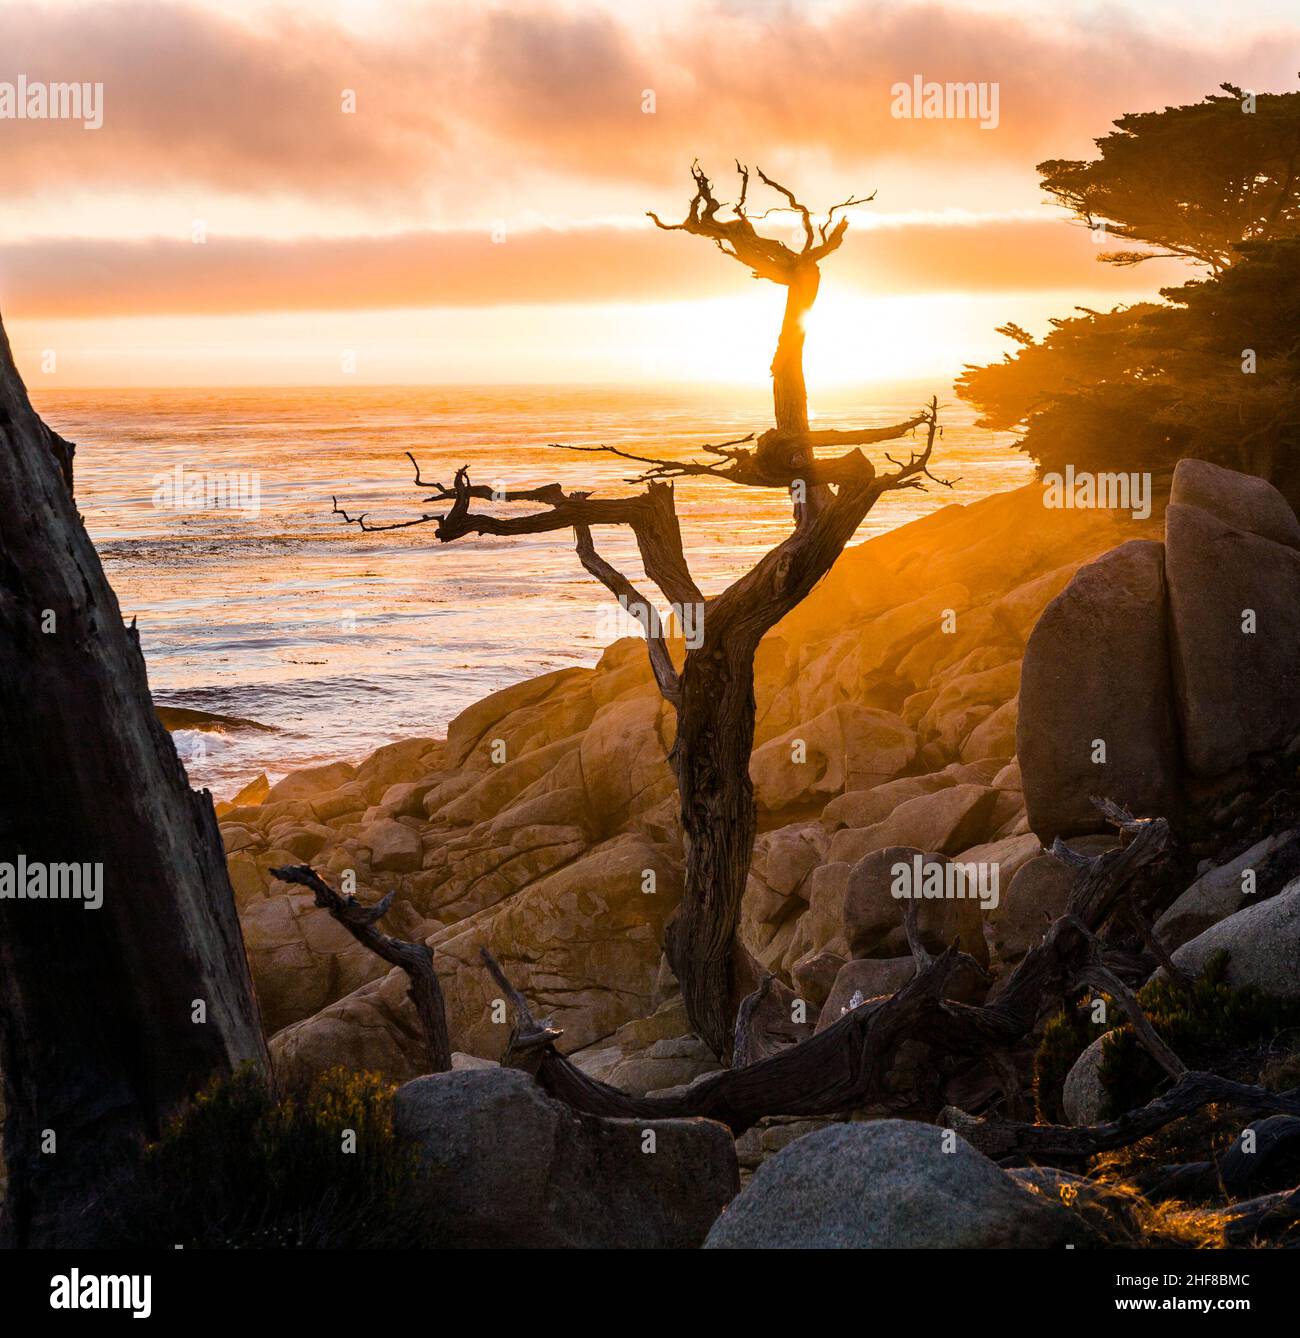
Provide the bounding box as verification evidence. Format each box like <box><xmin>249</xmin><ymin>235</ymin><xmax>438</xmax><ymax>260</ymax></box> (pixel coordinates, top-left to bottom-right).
<box><xmin>393</xmin><ymin>1067</ymin><xmax>738</xmax><ymax>1248</ymax></box>
<box><xmin>703</xmin><ymin>1119</ymin><xmax>1082</xmax><ymax>1248</ymax></box>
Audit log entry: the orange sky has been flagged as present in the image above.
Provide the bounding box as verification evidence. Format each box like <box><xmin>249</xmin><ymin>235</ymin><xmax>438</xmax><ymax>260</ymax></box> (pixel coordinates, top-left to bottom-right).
<box><xmin>2</xmin><ymin>0</ymin><xmax>1298</xmax><ymax>386</ymax></box>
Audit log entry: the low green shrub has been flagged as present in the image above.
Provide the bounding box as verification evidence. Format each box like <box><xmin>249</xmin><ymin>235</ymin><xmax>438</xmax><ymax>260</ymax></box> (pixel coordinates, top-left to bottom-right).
<box><xmin>91</xmin><ymin>1065</ymin><xmax>448</xmax><ymax>1248</ymax></box>
<box><xmin>1099</xmin><ymin>952</ymin><xmax>1300</xmax><ymax>1115</ymax></box>
<box><xmin>1034</xmin><ymin>951</ymin><xmax>1300</xmax><ymax>1123</ymax></box>
<box><xmin>1034</xmin><ymin>1005</ymin><xmax>1096</xmax><ymax>1122</ymax></box>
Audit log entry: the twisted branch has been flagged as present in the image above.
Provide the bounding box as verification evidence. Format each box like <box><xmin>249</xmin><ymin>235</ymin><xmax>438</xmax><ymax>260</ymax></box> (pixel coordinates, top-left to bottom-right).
<box><xmin>271</xmin><ymin>864</ymin><xmax>451</xmax><ymax>1073</ymax></box>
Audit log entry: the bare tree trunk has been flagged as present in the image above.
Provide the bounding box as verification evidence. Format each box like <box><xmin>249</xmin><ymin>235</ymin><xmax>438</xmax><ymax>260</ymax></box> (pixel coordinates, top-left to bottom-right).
<box><xmin>0</xmin><ymin>313</ymin><xmax>267</xmax><ymax>1246</ymax></box>
<box><xmin>337</xmin><ymin>164</ymin><xmax>945</xmax><ymax>1062</ymax></box>
<box><xmin>769</xmin><ymin>263</ymin><xmax>819</xmax><ymax>439</ymax></box>
<box><xmin>664</xmin><ymin>635</ymin><xmax>762</xmax><ymax>1059</ymax></box>
<box><xmin>485</xmin><ymin>804</ymin><xmax>1173</xmax><ymax>1133</ymax></box>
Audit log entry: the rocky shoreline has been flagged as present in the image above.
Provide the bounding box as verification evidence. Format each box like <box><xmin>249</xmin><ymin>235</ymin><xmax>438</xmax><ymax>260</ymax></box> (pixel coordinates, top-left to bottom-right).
<box><xmin>211</xmin><ymin>461</ymin><xmax>1300</xmax><ymax>1244</ymax></box>
<box><xmin>218</xmin><ymin>479</ymin><xmax>1144</xmax><ymax>1068</ymax></box>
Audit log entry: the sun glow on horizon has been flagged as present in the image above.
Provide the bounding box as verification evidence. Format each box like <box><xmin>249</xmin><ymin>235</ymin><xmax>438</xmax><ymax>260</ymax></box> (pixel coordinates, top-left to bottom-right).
<box><xmin>8</xmin><ymin>285</ymin><xmax>1096</xmax><ymax>390</ymax></box>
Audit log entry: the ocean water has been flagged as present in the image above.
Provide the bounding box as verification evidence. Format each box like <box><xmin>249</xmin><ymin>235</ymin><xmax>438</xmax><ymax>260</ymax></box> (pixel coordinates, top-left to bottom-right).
<box><xmin>29</xmin><ymin>383</ymin><xmax>1031</xmax><ymax>799</ymax></box>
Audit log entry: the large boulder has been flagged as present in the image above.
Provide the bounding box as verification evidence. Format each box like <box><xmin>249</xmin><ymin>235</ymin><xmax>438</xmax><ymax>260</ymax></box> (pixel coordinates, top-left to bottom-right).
<box><xmin>269</xmin><ymin>976</ymin><xmax>427</xmax><ymax>1081</ymax></box>
<box><xmin>821</xmin><ymin>774</ymin><xmax>955</xmax><ymax>831</ymax></box>
<box><xmin>842</xmin><ymin>845</ymin><xmax>990</xmax><ymax>964</ymax></box>
<box><xmin>603</xmin><ymin>1035</ymin><xmax>722</xmax><ymax>1096</ymax></box>
<box><xmin>961</xmin><ymin>696</ymin><xmax>1018</xmax><ymax>763</ymax></box>
<box><xmin>1154</xmin><ymin>830</ymin><xmax>1300</xmax><ymax>952</ymax></box>
<box><xmin>1163</xmin><ymin>876</ymin><xmax>1300</xmax><ymax>1002</ymax></box>
<box><xmin>915</xmin><ymin>657</ymin><xmax>1020</xmax><ymax>760</ymax></box>
<box><xmin>266</xmin><ymin>760</ymin><xmax>357</xmax><ymax>805</ymax></box>
<box><xmin>827</xmin><ymin>783</ymin><xmax>999</xmax><ymax>865</ymax></box>
<box><xmin>352</xmin><ymin>737</ymin><xmax>442</xmax><ymax>797</ymax></box>
<box><xmin>990</xmin><ymin>835</ymin><xmax>1116</xmax><ymax>966</ymax></box>
<box><xmin>954</xmin><ymin>832</ymin><xmax>1043</xmax><ymax>888</ymax></box>
<box><xmin>444</xmin><ymin>666</ymin><xmax>595</xmax><ymax>769</ymax></box>
<box><xmin>791</xmin><ymin>946</ymin><xmax>847</xmax><ymax>1007</ymax></box>
<box><xmin>1018</xmin><ymin>540</ymin><xmax>1180</xmax><ymax>842</ymax></box>
<box><xmin>361</xmin><ymin>817</ymin><xmax>423</xmax><ymax>873</ymax></box>
<box><xmin>1170</xmin><ymin>457</ymin><xmax>1300</xmax><ymax>550</ymax></box>
<box><xmin>815</xmin><ymin>957</ymin><xmax>916</xmax><ymax>1032</ymax></box>
<box><xmin>815</xmin><ymin>953</ymin><xmax>985</xmax><ymax>1032</ymax></box>
<box><xmin>749</xmin><ymin>704</ymin><xmax>916</xmax><ymax>817</ymax></box>
<box><xmin>740</xmin><ymin>822</ymin><xmax>825</xmax><ymax>971</ymax></box>
<box><xmin>406</xmin><ymin>784</ymin><xmax>591</xmax><ymax>922</ymax></box>
<box><xmin>436</xmin><ymin>735</ymin><xmax>581</xmax><ymax>827</ymax></box>
<box><xmin>240</xmin><ymin>888</ymin><xmax>392</xmax><ymax>1034</ymax></box>
<box><xmin>578</xmin><ymin>693</ymin><xmax>675</xmax><ymax>834</ymax></box>
<box><xmin>704</xmin><ymin>1120</ymin><xmax>1081</xmax><ymax>1248</ymax></box>
<box><xmin>394</xmin><ymin>1068</ymin><xmax>737</xmax><ymax>1248</ymax></box>
<box><xmin>789</xmin><ymin>843</ymin><xmax>990</xmax><ymax>981</ymax></box>
<box><xmin>1165</xmin><ymin>464</ymin><xmax>1300</xmax><ymax>777</ymax></box>
<box><xmin>1062</xmin><ymin>1035</ymin><xmax>1110</xmax><ymax>1125</ymax></box>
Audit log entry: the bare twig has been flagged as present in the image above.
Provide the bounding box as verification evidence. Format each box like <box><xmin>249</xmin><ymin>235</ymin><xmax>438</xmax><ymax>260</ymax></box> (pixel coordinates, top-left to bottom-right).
<box><xmin>573</xmin><ymin>524</ymin><xmax>681</xmax><ymax>707</ymax></box>
<box><xmin>879</xmin><ymin>398</ymin><xmax>959</xmax><ymax>491</ymax></box>
<box><xmin>732</xmin><ymin>972</ymin><xmax>778</xmax><ymax>1069</ymax></box>
<box><xmin>1082</xmin><ymin>953</ymin><xmax>1188</xmax><ymax>1083</ymax></box>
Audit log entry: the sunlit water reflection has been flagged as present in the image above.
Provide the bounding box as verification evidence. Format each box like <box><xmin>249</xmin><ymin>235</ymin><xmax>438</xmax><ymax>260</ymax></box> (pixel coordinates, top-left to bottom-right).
<box><xmin>32</xmin><ymin>383</ymin><xmax>1031</xmax><ymax>799</ymax></box>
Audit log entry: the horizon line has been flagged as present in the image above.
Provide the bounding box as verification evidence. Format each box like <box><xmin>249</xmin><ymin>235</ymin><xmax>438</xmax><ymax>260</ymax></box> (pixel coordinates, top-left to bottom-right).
<box><xmin>25</xmin><ymin>375</ymin><xmax>957</xmax><ymax>394</ymax></box>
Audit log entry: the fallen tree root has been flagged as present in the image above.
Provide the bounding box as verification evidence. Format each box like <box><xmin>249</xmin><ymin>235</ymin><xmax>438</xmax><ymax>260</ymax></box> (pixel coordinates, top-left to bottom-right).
<box><xmin>480</xmin><ymin>801</ymin><xmax>1170</xmax><ymax>1134</ymax></box>
<box><xmin>482</xmin><ymin>940</ymin><xmax>964</xmax><ymax>1134</ymax></box>
<box><xmin>942</xmin><ymin>1071</ymin><xmax>1300</xmax><ymax>1166</ymax></box>
<box><xmin>272</xmin><ymin>864</ymin><xmax>452</xmax><ymax>1073</ymax></box>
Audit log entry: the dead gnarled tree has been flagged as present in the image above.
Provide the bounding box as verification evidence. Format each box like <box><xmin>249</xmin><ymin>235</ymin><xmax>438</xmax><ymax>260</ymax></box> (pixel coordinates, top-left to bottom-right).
<box><xmin>334</xmin><ymin>164</ymin><xmax>950</xmax><ymax>1059</ymax></box>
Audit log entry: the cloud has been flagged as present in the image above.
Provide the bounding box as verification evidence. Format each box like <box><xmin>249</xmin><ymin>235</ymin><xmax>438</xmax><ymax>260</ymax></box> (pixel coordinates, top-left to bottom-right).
<box><xmin>0</xmin><ymin>0</ymin><xmax>1294</xmax><ymax>209</ymax></box>
<box><xmin>0</xmin><ymin>2</ymin><xmax>454</xmax><ymax>198</ymax></box>
<box><xmin>0</xmin><ymin>215</ymin><xmax>1187</xmax><ymax>319</ymax></box>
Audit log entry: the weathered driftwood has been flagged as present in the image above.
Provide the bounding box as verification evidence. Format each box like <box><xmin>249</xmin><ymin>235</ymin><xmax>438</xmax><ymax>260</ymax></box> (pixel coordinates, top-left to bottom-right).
<box><xmin>480</xmin><ymin>803</ymin><xmax>1170</xmax><ymax>1134</ymax></box>
<box><xmin>732</xmin><ymin>973</ymin><xmax>801</xmax><ymax>1069</ymax></box>
<box><xmin>1220</xmin><ymin>1185</ymin><xmax>1300</xmax><ymax>1246</ymax></box>
<box><xmin>943</xmin><ymin>1072</ymin><xmax>1300</xmax><ymax>1167</ymax></box>
<box><xmin>482</xmin><ymin>939</ymin><xmax>966</xmax><ymax>1134</ymax></box>
<box><xmin>0</xmin><ymin>311</ymin><xmax>267</xmax><ymax>1247</ymax></box>
<box><xmin>271</xmin><ymin>865</ymin><xmax>451</xmax><ymax>1073</ymax></box>
<box><xmin>333</xmin><ymin>163</ymin><xmax>952</xmax><ymax>1059</ymax></box>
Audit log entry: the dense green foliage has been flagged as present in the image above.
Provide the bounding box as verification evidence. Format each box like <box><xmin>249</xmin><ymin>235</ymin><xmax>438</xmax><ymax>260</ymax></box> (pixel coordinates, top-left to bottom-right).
<box><xmin>91</xmin><ymin>1066</ymin><xmax>448</xmax><ymax>1248</ymax></box>
<box><xmin>958</xmin><ymin>239</ymin><xmax>1300</xmax><ymax>505</ymax></box>
<box><xmin>960</xmin><ymin>86</ymin><xmax>1300</xmax><ymax>506</ymax></box>
<box><xmin>1034</xmin><ymin>1002</ymin><xmax>1096</xmax><ymax>1123</ymax></box>
<box><xmin>1099</xmin><ymin>952</ymin><xmax>1300</xmax><ymax>1115</ymax></box>
<box><xmin>1038</xmin><ymin>84</ymin><xmax>1300</xmax><ymax>271</ymax></box>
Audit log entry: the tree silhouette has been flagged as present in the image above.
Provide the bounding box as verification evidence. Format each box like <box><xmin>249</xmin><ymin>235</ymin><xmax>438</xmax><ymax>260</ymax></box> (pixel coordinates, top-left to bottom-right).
<box><xmin>963</xmin><ymin>85</ymin><xmax>1300</xmax><ymax>505</ymax></box>
<box><xmin>1038</xmin><ymin>84</ymin><xmax>1300</xmax><ymax>272</ymax></box>
<box><xmin>335</xmin><ymin>163</ymin><xmax>948</xmax><ymax>1059</ymax></box>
